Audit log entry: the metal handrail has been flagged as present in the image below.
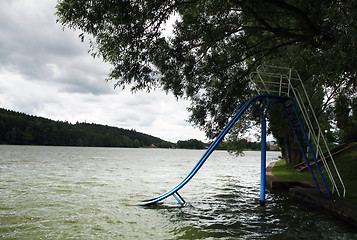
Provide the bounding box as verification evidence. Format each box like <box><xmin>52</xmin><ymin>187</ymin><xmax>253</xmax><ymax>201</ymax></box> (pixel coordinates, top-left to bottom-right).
<box><xmin>250</xmin><ymin>65</ymin><xmax>346</xmax><ymax>197</ymax></box>
<box><xmin>293</xmin><ymin>69</ymin><xmax>345</xmax><ymax>197</ymax></box>
<box><xmin>289</xmin><ymin>82</ymin><xmax>340</xmax><ymax>196</ymax></box>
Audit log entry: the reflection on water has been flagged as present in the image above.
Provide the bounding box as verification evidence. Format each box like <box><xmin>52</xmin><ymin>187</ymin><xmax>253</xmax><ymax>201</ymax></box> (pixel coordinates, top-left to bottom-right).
<box><xmin>0</xmin><ymin>145</ymin><xmax>356</xmax><ymax>239</ymax></box>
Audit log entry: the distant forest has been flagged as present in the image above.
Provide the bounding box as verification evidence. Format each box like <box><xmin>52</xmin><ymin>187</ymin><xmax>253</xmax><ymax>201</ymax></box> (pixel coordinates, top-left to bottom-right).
<box><xmin>0</xmin><ymin>108</ymin><xmax>271</xmax><ymax>151</ymax></box>
<box><xmin>0</xmin><ymin>108</ymin><xmax>173</xmax><ymax>148</ymax></box>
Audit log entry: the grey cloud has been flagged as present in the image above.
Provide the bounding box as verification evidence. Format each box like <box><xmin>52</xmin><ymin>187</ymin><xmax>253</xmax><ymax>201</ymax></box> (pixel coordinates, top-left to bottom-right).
<box><xmin>56</xmin><ymin>66</ymin><xmax>112</xmax><ymax>95</ymax></box>
<box><xmin>0</xmin><ymin>0</ymin><xmax>111</xmax><ymax>96</ymax></box>
<box><xmin>0</xmin><ymin>0</ymin><xmax>207</xmax><ymax>142</ymax></box>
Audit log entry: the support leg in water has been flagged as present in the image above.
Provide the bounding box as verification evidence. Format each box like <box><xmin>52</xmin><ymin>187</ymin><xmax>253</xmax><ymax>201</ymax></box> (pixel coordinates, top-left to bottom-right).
<box><xmin>140</xmin><ymin>95</ymin><xmax>291</xmax><ymax>206</ymax></box>
<box><xmin>259</xmin><ymin>98</ymin><xmax>270</xmax><ymax>206</ymax></box>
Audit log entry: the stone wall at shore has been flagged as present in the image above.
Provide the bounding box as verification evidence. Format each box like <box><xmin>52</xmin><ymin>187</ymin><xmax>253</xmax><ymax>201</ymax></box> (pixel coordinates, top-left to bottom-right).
<box><xmin>266</xmin><ymin>162</ymin><xmax>357</xmax><ymax>227</ymax></box>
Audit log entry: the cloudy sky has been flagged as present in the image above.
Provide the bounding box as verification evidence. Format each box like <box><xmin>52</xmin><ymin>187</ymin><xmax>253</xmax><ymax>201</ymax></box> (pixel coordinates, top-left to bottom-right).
<box><xmin>0</xmin><ymin>0</ymin><xmax>212</xmax><ymax>142</ymax></box>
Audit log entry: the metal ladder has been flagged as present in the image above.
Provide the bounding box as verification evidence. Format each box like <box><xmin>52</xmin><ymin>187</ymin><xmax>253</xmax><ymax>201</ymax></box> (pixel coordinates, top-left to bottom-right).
<box><xmin>249</xmin><ymin>65</ymin><xmax>346</xmax><ymax>197</ymax></box>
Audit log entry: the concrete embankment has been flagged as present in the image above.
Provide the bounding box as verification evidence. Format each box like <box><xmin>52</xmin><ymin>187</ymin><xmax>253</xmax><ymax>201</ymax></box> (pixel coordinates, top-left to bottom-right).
<box><xmin>266</xmin><ymin>162</ymin><xmax>357</xmax><ymax>227</ymax></box>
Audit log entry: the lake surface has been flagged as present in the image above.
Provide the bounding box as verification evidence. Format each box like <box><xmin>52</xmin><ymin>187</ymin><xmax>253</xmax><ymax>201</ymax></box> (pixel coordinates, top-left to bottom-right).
<box><xmin>1</xmin><ymin>145</ymin><xmax>356</xmax><ymax>239</ymax></box>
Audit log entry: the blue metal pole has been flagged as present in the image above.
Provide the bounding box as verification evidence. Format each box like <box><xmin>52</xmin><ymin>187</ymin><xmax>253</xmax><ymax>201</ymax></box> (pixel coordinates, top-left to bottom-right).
<box><xmin>260</xmin><ymin>113</ymin><xmax>267</xmax><ymax>206</ymax></box>
<box><xmin>289</xmin><ymin>100</ymin><xmax>331</xmax><ymax>196</ymax></box>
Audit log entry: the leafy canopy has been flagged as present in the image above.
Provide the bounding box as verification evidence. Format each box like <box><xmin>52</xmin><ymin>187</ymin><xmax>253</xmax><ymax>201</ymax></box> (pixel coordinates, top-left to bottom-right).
<box><xmin>56</xmin><ymin>0</ymin><xmax>357</xmax><ymax>142</ymax></box>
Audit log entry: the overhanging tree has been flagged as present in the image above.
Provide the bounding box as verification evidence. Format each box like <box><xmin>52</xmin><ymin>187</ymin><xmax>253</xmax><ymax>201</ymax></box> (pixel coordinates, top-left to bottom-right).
<box><xmin>56</xmin><ymin>0</ymin><xmax>357</xmax><ymax>164</ymax></box>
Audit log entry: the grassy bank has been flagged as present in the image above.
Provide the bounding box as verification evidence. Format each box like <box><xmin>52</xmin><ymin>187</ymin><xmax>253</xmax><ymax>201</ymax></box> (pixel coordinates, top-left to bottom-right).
<box><xmin>272</xmin><ymin>143</ymin><xmax>357</xmax><ymax>203</ymax></box>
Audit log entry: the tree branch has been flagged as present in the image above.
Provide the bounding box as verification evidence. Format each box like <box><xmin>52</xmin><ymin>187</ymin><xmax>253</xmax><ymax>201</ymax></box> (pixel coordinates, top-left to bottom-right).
<box><xmin>265</xmin><ymin>0</ymin><xmax>320</xmax><ymax>34</ymax></box>
<box><xmin>250</xmin><ymin>10</ymin><xmax>314</xmax><ymax>43</ymax></box>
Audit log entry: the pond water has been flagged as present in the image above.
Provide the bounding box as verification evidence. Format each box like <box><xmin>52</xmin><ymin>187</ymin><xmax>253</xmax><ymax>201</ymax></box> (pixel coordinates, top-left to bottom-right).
<box><xmin>1</xmin><ymin>145</ymin><xmax>356</xmax><ymax>239</ymax></box>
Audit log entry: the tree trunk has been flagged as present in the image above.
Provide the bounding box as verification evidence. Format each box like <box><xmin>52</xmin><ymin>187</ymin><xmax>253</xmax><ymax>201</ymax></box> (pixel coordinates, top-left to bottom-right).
<box><xmin>281</xmin><ymin>132</ymin><xmax>303</xmax><ymax>165</ymax></box>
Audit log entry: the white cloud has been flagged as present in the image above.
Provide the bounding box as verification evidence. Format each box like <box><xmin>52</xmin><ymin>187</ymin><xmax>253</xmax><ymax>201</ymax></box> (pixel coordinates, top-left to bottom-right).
<box><xmin>0</xmin><ymin>0</ymin><xmax>207</xmax><ymax>142</ymax></box>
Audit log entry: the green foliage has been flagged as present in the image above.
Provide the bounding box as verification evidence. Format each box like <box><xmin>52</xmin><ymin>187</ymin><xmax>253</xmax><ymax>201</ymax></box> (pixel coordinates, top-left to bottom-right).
<box><xmin>175</xmin><ymin>138</ymin><xmax>263</xmax><ymax>151</ymax></box>
<box><xmin>56</xmin><ymin>0</ymin><xmax>357</xmax><ymax>160</ymax></box>
<box><xmin>0</xmin><ymin>108</ymin><xmax>172</xmax><ymax>148</ymax></box>
<box><xmin>334</xmin><ymin>93</ymin><xmax>357</xmax><ymax>143</ymax></box>
<box><xmin>227</xmin><ymin>138</ymin><xmax>261</xmax><ymax>156</ymax></box>
<box><xmin>176</xmin><ymin>139</ymin><xmax>206</xmax><ymax>149</ymax></box>
<box><xmin>273</xmin><ymin>144</ymin><xmax>357</xmax><ymax>202</ymax></box>
<box><xmin>272</xmin><ymin>160</ymin><xmax>312</xmax><ymax>181</ymax></box>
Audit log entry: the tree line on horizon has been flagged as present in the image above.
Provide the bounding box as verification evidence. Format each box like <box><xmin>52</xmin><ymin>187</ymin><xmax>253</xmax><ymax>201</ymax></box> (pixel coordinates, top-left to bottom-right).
<box><xmin>0</xmin><ymin>108</ymin><xmax>172</xmax><ymax>148</ymax></box>
<box><xmin>0</xmin><ymin>108</ymin><xmax>272</xmax><ymax>151</ymax></box>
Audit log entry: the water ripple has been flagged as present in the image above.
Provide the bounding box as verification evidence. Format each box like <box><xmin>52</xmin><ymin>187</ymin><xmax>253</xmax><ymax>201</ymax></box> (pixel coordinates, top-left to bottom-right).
<box><xmin>1</xmin><ymin>146</ymin><xmax>356</xmax><ymax>239</ymax></box>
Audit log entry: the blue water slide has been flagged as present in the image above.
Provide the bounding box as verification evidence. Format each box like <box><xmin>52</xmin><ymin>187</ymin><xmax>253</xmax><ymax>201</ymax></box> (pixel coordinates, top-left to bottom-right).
<box><xmin>141</xmin><ymin>95</ymin><xmax>290</xmax><ymax>206</ymax></box>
